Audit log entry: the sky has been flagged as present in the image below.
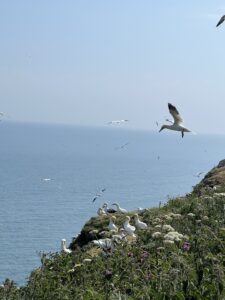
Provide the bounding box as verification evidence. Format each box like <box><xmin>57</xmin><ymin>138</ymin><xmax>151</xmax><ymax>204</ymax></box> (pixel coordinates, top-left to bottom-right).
<box><xmin>0</xmin><ymin>1</ymin><xmax>225</xmax><ymax>134</ymax></box>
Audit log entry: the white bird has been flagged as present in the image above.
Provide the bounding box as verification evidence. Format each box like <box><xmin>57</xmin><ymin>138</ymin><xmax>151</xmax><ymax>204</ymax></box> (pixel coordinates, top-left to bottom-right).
<box><xmin>134</xmin><ymin>214</ymin><xmax>147</xmax><ymax>229</ymax></box>
<box><xmin>93</xmin><ymin>238</ymin><xmax>114</xmax><ymax>250</ymax></box>
<box><xmin>61</xmin><ymin>239</ymin><xmax>72</xmax><ymax>254</ymax></box>
<box><xmin>123</xmin><ymin>216</ymin><xmax>136</xmax><ymax>236</ymax></box>
<box><xmin>42</xmin><ymin>178</ymin><xmax>51</xmax><ymax>181</ymax></box>
<box><xmin>97</xmin><ymin>207</ymin><xmax>107</xmax><ymax>216</ymax></box>
<box><xmin>108</xmin><ymin>119</ymin><xmax>129</xmax><ymax>125</ymax></box>
<box><xmin>159</xmin><ymin>103</ymin><xmax>192</xmax><ymax>138</ymax></box>
<box><xmin>112</xmin><ymin>203</ymin><xmax>128</xmax><ymax>214</ymax></box>
<box><xmin>112</xmin><ymin>228</ymin><xmax>127</xmax><ymax>241</ymax></box>
<box><xmin>216</xmin><ymin>15</ymin><xmax>225</xmax><ymax>27</ymax></box>
<box><xmin>108</xmin><ymin>216</ymin><xmax>118</xmax><ymax>232</ymax></box>
<box><xmin>102</xmin><ymin>203</ymin><xmax>117</xmax><ymax>214</ymax></box>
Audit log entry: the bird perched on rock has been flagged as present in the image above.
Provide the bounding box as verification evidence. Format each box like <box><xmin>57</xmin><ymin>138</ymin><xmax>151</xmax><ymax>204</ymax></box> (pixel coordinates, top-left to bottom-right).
<box><xmin>134</xmin><ymin>214</ymin><xmax>147</xmax><ymax>229</ymax></box>
<box><xmin>102</xmin><ymin>203</ymin><xmax>117</xmax><ymax>214</ymax></box>
<box><xmin>123</xmin><ymin>216</ymin><xmax>136</xmax><ymax>236</ymax></box>
<box><xmin>112</xmin><ymin>202</ymin><xmax>128</xmax><ymax>213</ymax></box>
<box><xmin>61</xmin><ymin>239</ymin><xmax>72</xmax><ymax>254</ymax></box>
<box><xmin>108</xmin><ymin>216</ymin><xmax>118</xmax><ymax>232</ymax></box>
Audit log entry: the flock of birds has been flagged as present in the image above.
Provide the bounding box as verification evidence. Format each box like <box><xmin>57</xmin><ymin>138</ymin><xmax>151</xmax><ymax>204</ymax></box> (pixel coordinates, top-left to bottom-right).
<box><xmin>61</xmin><ymin>202</ymin><xmax>148</xmax><ymax>254</ymax></box>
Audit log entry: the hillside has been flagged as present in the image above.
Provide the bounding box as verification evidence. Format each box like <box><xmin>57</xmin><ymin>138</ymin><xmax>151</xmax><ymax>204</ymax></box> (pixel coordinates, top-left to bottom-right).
<box><xmin>1</xmin><ymin>160</ymin><xmax>225</xmax><ymax>299</ymax></box>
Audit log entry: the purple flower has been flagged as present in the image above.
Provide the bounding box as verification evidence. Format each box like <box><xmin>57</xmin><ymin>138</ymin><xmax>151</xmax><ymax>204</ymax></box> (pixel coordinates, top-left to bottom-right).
<box><xmin>128</xmin><ymin>252</ymin><xmax>134</xmax><ymax>257</ymax></box>
<box><xmin>182</xmin><ymin>242</ymin><xmax>191</xmax><ymax>251</ymax></box>
<box><xmin>104</xmin><ymin>269</ymin><xmax>113</xmax><ymax>279</ymax></box>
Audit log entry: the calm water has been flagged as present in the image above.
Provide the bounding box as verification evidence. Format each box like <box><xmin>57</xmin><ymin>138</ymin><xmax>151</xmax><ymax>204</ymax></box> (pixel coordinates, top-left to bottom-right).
<box><xmin>0</xmin><ymin>122</ymin><xmax>225</xmax><ymax>285</ymax></box>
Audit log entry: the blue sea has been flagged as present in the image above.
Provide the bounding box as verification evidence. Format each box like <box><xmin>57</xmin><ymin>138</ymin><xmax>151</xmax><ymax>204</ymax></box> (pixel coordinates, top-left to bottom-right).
<box><xmin>0</xmin><ymin>122</ymin><xmax>225</xmax><ymax>285</ymax></box>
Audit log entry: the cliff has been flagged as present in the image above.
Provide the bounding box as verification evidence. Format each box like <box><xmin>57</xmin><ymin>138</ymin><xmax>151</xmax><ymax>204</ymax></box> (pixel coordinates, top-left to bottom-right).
<box><xmin>1</xmin><ymin>160</ymin><xmax>225</xmax><ymax>299</ymax></box>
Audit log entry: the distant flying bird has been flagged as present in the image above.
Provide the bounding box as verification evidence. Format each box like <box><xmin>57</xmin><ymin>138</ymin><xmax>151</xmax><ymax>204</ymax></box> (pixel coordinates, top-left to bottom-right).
<box><xmin>114</xmin><ymin>142</ymin><xmax>129</xmax><ymax>150</ymax></box>
<box><xmin>92</xmin><ymin>188</ymin><xmax>106</xmax><ymax>202</ymax></box>
<box><xmin>159</xmin><ymin>103</ymin><xmax>192</xmax><ymax>138</ymax></box>
<box><xmin>155</xmin><ymin>121</ymin><xmax>159</xmax><ymax>127</ymax></box>
<box><xmin>194</xmin><ymin>172</ymin><xmax>204</xmax><ymax>178</ymax></box>
<box><xmin>42</xmin><ymin>178</ymin><xmax>51</xmax><ymax>182</ymax></box>
<box><xmin>216</xmin><ymin>15</ymin><xmax>225</xmax><ymax>27</ymax></box>
<box><xmin>108</xmin><ymin>119</ymin><xmax>129</xmax><ymax>125</ymax></box>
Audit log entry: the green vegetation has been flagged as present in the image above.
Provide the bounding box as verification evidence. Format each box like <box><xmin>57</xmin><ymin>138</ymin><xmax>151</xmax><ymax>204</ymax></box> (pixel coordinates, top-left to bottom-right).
<box><xmin>1</xmin><ymin>161</ymin><xmax>225</xmax><ymax>299</ymax></box>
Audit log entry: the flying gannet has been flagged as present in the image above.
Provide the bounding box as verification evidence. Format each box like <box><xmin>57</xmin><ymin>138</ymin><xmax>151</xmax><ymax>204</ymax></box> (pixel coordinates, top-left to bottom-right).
<box><xmin>108</xmin><ymin>119</ymin><xmax>129</xmax><ymax>125</ymax></box>
<box><xmin>159</xmin><ymin>103</ymin><xmax>192</xmax><ymax>138</ymax></box>
<box><xmin>216</xmin><ymin>15</ymin><xmax>225</xmax><ymax>27</ymax></box>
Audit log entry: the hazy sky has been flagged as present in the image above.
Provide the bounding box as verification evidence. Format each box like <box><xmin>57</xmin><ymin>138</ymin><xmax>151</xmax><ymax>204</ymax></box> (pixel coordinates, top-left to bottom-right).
<box><xmin>1</xmin><ymin>1</ymin><xmax>225</xmax><ymax>133</ymax></box>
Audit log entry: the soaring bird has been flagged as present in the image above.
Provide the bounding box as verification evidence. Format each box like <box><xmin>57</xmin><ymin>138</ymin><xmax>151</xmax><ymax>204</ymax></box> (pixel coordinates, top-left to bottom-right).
<box><xmin>216</xmin><ymin>15</ymin><xmax>225</xmax><ymax>27</ymax></box>
<box><xmin>159</xmin><ymin>103</ymin><xmax>192</xmax><ymax>138</ymax></box>
<box><xmin>108</xmin><ymin>119</ymin><xmax>129</xmax><ymax>125</ymax></box>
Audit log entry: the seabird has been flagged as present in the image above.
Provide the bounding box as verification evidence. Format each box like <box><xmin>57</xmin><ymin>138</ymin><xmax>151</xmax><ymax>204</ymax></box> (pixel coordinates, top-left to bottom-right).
<box><xmin>194</xmin><ymin>172</ymin><xmax>204</xmax><ymax>178</ymax></box>
<box><xmin>123</xmin><ymin>216</ymin><xmax>136</xmax><ymax>236</ymax></box>
<box><xmin>112</xmin><ymin>203</ymin><xmax>128</xmax><ymax>213</ymax></box>
<box><xmin>61</xmin><ymin>239</ymin><xmax>72</xmax><ymax>254</ymax></box>
<box><xmin>134</xmin><ymin>214</ymin><xmax>147</xmax><ymax>229</ymax></box>
<box><xmin>114</xmin><ymin>142</ymin><xmax>129</xmax><ymax>150</ymax></box>
<box><xmin>102</xmin><ymin>203</ymin><xmax>117</xmax><ymax>214</ymax></box>
<box><xmin>97</xmin><ymin>207</ymin><xmax>107</xmax><ymax>216</ymax></box>
<box><xmin>159</xmin><ymin>103</ymin><xmax>192</xmax><ymax>138</ymax></box>
<box><xmin>108</xmin><ymin>216</ymin><xmax>118</xmax><ymax>232</ymax></box>
<box><xmin>108</xmin><ymin>119</ymin><xmax>129</xmax><ymax>125</ymax></box>
<box><xmin>216</xmin><ymin>15</ymin><xmax>225</xmax><ymax>27</ymax></box>
<box><xmin>93</xmin><ymin>238</ymin><xmax>114</xmax><ymax>250</ymax></box>
<box><xmin>92</xmin><ymin>188</ymin><xmax>106</xmax><ymax>203</ymax></box>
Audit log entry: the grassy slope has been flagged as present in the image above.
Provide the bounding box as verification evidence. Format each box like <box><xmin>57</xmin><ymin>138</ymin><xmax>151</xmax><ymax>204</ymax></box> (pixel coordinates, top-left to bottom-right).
<box><xmin>1</xmin><ymin>161</ymin><xmax>225</xmax><ymax>300</ymax></box>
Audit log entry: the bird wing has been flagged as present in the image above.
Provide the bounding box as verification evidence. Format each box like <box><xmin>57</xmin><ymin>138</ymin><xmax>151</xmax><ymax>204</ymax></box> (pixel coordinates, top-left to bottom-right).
<box><xmin>168</xmin><ymin>103</ymin><xmax>183</xmax><ymax>124</ymax></box>
<box><xmin>216</xmin><ymin>15</ymin><xmax>225</xmax><ymax>27</ymax></box>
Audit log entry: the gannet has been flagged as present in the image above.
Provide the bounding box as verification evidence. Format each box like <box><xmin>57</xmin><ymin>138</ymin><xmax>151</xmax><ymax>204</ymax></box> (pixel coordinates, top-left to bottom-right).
<box><xmin>92</xmin><ymin>188</ymin><xmax>106</xmax><ymax>203</ymax></box>
<box><xmin>61</xmin><ymin>239</ymin><xmax>72</xmax><ymax>254</ymax></box>
<box><xmin>112</xmin><ymin>203</ymin><xmax>128</xmax><ymax>214</ymax></box>
<box><xmin>112</xmin><ymin>228</ymin><xmax>127</xmax><ymax>241</ymax></box>
<box><xmin>108</xmin><ymin>216</ymin><xmax>118</xmax><ymax>232</ymax></box>
<box><xmin>159</xmin><ymin>103</ymin><xmax>192</xmax><ymax>138</ymax></box>
<box><xmin>134</xmin><ymin>214</ymin><xmax>147</xmax><ymax>229</ymax></box>
<box><xmin>123</xmin><ymin>216</ymin><xmax>136</xmax><ymax>236</ymax></box>
<box><xmin>93</xmin><ymin>238</ymin><xmax>114</xmax><ymax>250</ymax></box>
<box><xmin>216</xmin><ymin>15</ymin><xmax>225</xmax><ymax>27</ymax></box>
<box><xmin>108</xmin><ymin>119</ymin><xmax>129</xmax><ymax>125</ymax></box>
<box><xmin>97</xmin><ymin>207</ymin><xmax>107</xmax><ymax>216</ymax></box>
<box><xmin>102</xmin><ymin>203</ymin><xmax>116</xmax><ymax>214</ymax></box>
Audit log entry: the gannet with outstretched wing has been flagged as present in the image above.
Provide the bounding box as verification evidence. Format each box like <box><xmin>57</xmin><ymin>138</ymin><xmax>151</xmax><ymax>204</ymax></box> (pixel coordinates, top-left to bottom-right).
<box><xmin>159</xmin><ymin>103</ymin><xmax>192</xmax><ymax>138</ymax></box>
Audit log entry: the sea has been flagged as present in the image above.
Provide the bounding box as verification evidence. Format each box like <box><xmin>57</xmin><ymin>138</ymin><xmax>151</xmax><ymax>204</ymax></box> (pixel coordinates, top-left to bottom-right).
<box><xmin>0</xmin><ymin>121</ymin><xmax>225</xmax><ymax>285</ymax></box>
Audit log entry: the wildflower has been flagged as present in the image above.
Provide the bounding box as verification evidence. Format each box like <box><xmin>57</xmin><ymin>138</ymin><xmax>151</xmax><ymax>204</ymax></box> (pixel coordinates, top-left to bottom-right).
<box><xmin>163</xmin><ymin>240</ymin><xmax>174</xmax><ymax>245</ymax></box>
<box><xmin>157</xmin><ymin>247</ymin><xmax>165</xmax><ymax>250</ymax></box>
<box><xmin>83</xmin><ymin>258</ymin><xmax>92</xmax><ymax>263</ymax></box>
<box><xmin>127</xmin><ymin>252</ymin><xmax>134</xmax><ymax>257</ymax></box>
<box><xmin>187</xmin><ymin>213</ymin><xmax>195</xmax><ymax>218</ymax></box>
<box><xmin>196</xmin><ymin>219</ymin><xmax>201</xmax><ymax>224</ymax></box>
<box><xmin>155</xmin><ymin>224</ymin><xmax>161</xmax><ymax>229</ymax></box>
<box><xmin>68</xmin><ymin>268</ymin><xmax>75</xmax><ymax>273</ymax></box>
<box><xmin>140</xmin><ymin>251</ymin><xmax>149</xmax><ymax>263</ymax></box>
<box><xmin>164</xmin><ymin>215</ymin><xmax>173</xmax><ymax>221</ymax></box>
<box><xmin>162</xmin><ymin>224</ymin><xmax>175</xmax><ymax>232</ymax></box>
<box><xmin>182</xmin><ymin>242</ymin><xmax>191</xmax><ymax>251</ymax></box>
<box><xmin>152</xmin><ymin>232</ymin><xmax>161</xmax><ymax>238</ymax></box>
<box><xmin>202</xmin><ymin>216</ymin><xmax>209</xmax><ymax>221</ymax></box>
<box><xmin>104</xmin><ymin>269</ymin><xmax>113</xmax><ymax>279</ymax></box>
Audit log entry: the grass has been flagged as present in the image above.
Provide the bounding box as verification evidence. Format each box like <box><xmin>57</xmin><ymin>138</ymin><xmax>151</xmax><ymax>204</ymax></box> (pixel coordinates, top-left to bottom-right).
<box><xmin>1</xmin><ymin>162</ymin><xmax>225</xmax><ymax>299</ymax></box>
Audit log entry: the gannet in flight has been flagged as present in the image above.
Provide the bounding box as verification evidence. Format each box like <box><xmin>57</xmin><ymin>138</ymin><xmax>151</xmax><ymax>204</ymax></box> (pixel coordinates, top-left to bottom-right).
<box><xmin>159</xmin><ymin>103</ymin><xmax>192</xmax><ymax>138</ymax></box>
<box><xmin>108</xmin><ymin>119</ymin><xmax>129</xmax><ymax>125</ymax></box>
<box><xmin>216</xmin><ymin>15</ymin><xmax>225</xmax><ymax>27</ymax></box>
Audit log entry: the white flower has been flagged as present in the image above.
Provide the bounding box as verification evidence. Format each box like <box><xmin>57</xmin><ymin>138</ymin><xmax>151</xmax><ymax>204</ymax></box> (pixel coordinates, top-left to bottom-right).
<box><xmin>187</xmin><ymin>213</ymin><xmax>195</xmax><ymax>218</ymax></box>
<box><xmin>83</xmin><ymin>259</ymin><xmax>92</xmax><ymax>263</ymax></box>
<box><xmin>202</xmin><ymin>216</ymin><xmax>209</xmax><ymax>221</ymax></box>
<box><xmin>152</xmin><ymin>232</ymin><xmax>162</xmax><ymax>238</ymax></box>
<box><xmin>155</xmin><ymin>224</ymin><xmax>161</xmax><ymax>228</ymax></box>
<box><xmin>162</xmin><ymin>225</ymin><xmax>175</xmax><ymax>232</ymax></box>
<box><xmin>163</xmin><ymin>240</ymin><xmax>174</xmax><ymax>245</ymax></box>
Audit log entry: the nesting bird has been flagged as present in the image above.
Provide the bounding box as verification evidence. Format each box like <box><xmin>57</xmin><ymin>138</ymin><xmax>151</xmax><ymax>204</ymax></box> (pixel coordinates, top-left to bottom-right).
<box><xmin>159</xmin><ymin>103</ymin><xmax>192</xmax><ymax>138</ymax></box>
<box><xmin>108</xmin><ymin>216</ymin><xmax>118</xmax><ymax>232</ymax></box>
<box><xmin>134</xmin><ymin>214</ymin><xmax>147</xmax><ymax>229</ymax></box>
<box><xmin>97</xmin><ymin>207</ymin><xmax>107</xmax><ymax>216</ymax></box>
<box><xmin>102</xmin><ymin>203</ymin><xmax>117</xmax><ymax>214</ymax></box>
<box><xmin>93</xmin><ymin>238</ymin><xmax>114</xmax><ymax>250</ymax></box>
<box><xmin>112</xmin><ymin>202</ymin><xmax>128</xmax><ymax>214</ymax></box>
<box><xmin>123</xmin><ymin>216</ymin><xmax>136</xmax><ymax>236</ymax></box>
<box><xmin>61</xmin><ymin>239</ymin><xmax>72</xmax><ymax>254</ymax></box>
